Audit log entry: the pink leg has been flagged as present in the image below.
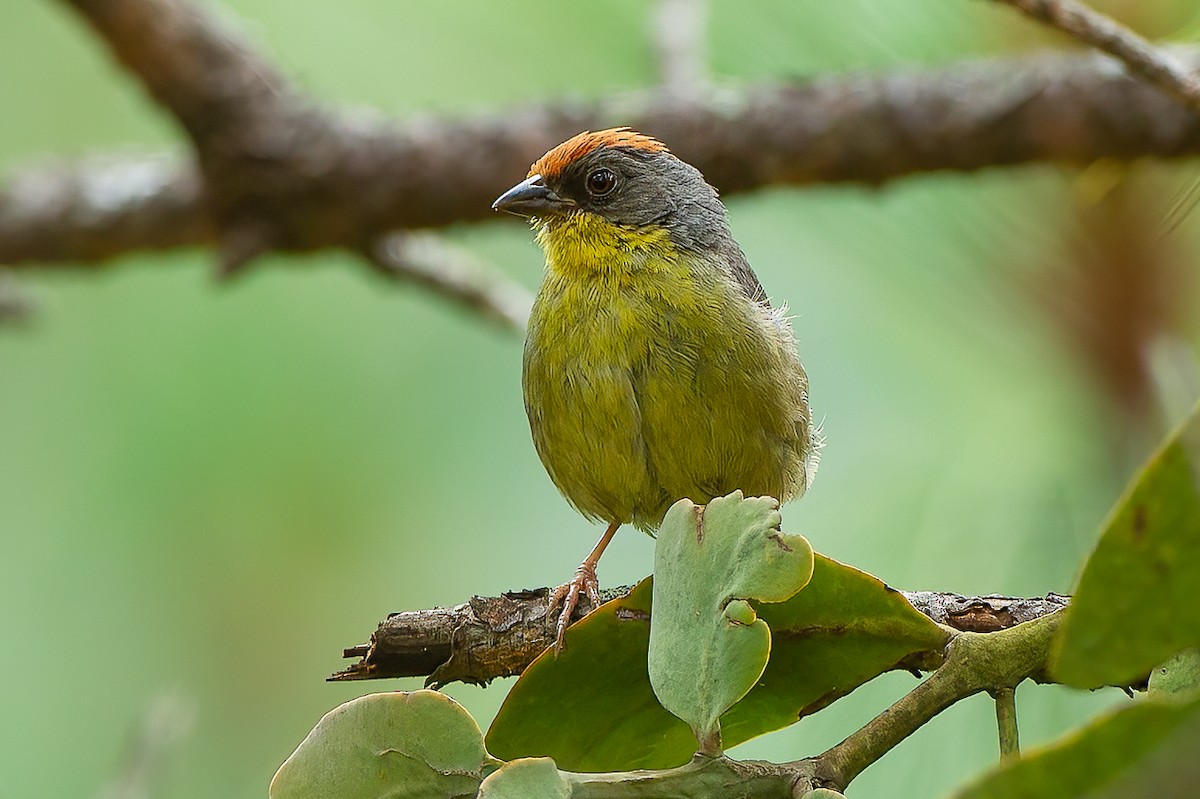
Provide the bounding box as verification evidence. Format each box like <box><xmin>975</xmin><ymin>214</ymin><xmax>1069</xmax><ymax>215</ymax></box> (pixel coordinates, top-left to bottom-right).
<box><xmin>548</xmin><ymin>520</ymin><xmax>621</xmax><ymax>652</ymax></box>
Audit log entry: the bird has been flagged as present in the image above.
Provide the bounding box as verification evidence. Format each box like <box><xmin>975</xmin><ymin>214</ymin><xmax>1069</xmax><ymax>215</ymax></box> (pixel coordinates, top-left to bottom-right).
<box><xmin>492</xmin><ymin>128</ymin><xmax>819</xmax><ymax>650</ymax></box>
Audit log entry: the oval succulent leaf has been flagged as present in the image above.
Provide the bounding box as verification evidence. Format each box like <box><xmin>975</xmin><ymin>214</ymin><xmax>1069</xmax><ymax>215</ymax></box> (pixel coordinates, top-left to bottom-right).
<box><xmin>270</xmin><ymin>691</ymin><xmax>487</xmax><ymax>799</ymax></box>
<box><xmin>948</xmin><ymin>695</ymin><xmax>1200</xmax><ymax>799</ymax></box>
<box><xmin>648</xmin><ymin>491</ymin><xmax>815</xmax><ymax>752</ymax></box>
<box><xmin>477</xmin><ymin>757</ymin><xmax>571</xmax><ymax>799</ymax></box>
<box><xmin>1053</xmin><ymin>402</ymin><xmax>1200</xmax><ymax>687</ymax></box>
<box><xmin>1149</xmin><ymin>649</ymin><xmax>1200</xmax><ymax>702</ymax></box>
<box><xmin>486</xmin><ymin>550</ymin><xmax>947</xmax><ymax>771</ymax></box>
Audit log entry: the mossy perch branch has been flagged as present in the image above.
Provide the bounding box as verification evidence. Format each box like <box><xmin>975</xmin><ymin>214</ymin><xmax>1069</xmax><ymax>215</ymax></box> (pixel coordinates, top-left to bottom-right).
<box><xmin>331</xmin><ymin>587</ymin><xmax>1069</xmax><ymax>684</ymax></box>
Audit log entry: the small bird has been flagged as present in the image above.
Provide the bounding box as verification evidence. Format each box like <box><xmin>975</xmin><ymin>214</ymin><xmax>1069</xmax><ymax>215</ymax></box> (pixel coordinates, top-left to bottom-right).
<box><xmin>493</xmin><ymin>128</ymin><xmax>819</xmax><ymax>648</ymax></box>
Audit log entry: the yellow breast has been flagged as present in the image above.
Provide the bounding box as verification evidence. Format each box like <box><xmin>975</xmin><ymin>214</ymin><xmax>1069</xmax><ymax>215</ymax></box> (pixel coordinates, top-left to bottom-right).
<box><xmin>523</xmin><ymin>212</ymin><xmax>814</xmax><ymax>530</ymax></box>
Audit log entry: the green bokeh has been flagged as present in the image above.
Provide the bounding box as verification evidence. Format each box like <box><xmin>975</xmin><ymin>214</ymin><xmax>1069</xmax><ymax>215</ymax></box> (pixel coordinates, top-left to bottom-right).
<box><xmin>2</xmin><ymin>2</ymin><xmax>1194</xmax><ymax>798</ymax></box>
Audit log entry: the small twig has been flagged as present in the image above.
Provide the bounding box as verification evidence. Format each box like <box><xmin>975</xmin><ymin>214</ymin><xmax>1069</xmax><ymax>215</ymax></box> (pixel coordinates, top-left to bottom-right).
<box><xmin>993</xmin><ymin>687</ymin><xmax>1021</xmax><ymax>761</ymax></box>
<box><xmin>651</xmin><ymin>0</ymin><xmax>710</xmax><ymax>94</ymax></box>
<box><xmin>363</xmin><ymin>232</ymin><xmax>532</xmax><ymax>331</ymax></box>
<box><xmin>0</xmin><ymin>271</ymin><xmax>35</xmax><ymax>324</ymax></box>
<box><xmin>994</xmin><ymin>0</ymin><xmax>1200</xmax><ymax>113</ymax></box>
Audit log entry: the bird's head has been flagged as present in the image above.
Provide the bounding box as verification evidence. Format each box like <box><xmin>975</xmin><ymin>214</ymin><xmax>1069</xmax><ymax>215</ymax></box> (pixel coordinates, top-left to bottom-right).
<box><xmin>493</xmin><ymin>128</ymin><xmax>731</xmax><ymax>272</ymax></box>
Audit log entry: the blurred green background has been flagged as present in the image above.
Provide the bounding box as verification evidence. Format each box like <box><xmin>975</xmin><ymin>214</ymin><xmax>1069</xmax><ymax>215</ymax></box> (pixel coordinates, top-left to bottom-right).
<box><xmin>2</xmin><ymin>1</ymin><xmax>1199</xmax><ymax>797</ymax></box>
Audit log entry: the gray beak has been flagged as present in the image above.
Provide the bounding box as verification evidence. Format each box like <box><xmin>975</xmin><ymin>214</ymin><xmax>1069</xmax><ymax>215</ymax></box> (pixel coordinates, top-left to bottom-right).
<box><xmin>492</xmin><ymin>175</ymin><xmax>573</xmax><ymax>217</ymax></box>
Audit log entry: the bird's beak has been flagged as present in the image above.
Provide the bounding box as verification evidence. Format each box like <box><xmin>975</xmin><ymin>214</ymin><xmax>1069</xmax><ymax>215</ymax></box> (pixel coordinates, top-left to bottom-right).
<box><xmin>492</xmin><ymin>175</ymin><xmax>573</xmax><ymax>217</ymax></box>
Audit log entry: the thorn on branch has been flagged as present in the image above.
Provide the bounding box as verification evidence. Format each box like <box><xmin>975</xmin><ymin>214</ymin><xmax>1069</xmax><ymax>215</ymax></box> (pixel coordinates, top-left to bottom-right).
<box><xmin>364</xmin><ymin>232</ymin><xmax>532</xmax><ymax>331</ymax></box>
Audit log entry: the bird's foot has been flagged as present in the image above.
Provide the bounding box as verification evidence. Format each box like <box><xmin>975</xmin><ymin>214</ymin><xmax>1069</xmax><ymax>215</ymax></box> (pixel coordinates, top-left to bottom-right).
<box><xmin>547</xmin><ymin>562</ymin><xmax>602</xmax><ymax>653</ymax></box>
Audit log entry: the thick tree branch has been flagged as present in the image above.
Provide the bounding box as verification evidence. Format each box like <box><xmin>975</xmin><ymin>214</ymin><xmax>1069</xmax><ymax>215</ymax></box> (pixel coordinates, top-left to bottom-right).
<box><xmin>330</xmin><ymin>585</ymin><xmax>1068</xmax><ymax>685</ymax></box>
<box><xmin>48</xmin><ymin>0</ymin><xmax>541</xmax><ymax>322</ymax></box>
<box><xmin>64</xmin><ymin>0</ymin><xmax>292</xmax><ymax>143</ymax></box>
<box><xmin>993</xmin><ymin>0</ymin><xmax>1200</xmax><ymax>113</ymax></box>
<box><xmin>0</xmin><ymin>154</ymin><xmax>206</xmax><ymax>264</ymax></box>
<box><xmin>6</xmin><ymin>11</ymin><xmax>1200</xmax><ymax>275</ymax></box>
<box><xmin>3</xmin><ymin>0</ymin><xmax>1198</xmax><ymax>329</ymax></box>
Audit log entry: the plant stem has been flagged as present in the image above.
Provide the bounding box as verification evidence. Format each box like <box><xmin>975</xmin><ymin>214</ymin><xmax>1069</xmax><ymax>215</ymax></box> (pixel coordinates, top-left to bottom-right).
<box><xmin>564</xmin><ymin>756</ymin><xmax>802</xmax><ymax>798</ymax></box>
<box><xmin>993</xmin><ymin>687</ymin><xmax>1021</xmax><ymax>761</ymax></box>
<box><xmin>816</xmin><ymin>612</ymin><xmax>1061</xmax><ymax>790</ymax></box>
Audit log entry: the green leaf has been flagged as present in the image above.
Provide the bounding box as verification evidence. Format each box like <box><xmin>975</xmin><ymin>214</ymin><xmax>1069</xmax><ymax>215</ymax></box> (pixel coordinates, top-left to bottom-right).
<box><xmin>486</xmin><ymin>555</ymin><xmax>948</xmax><ymax>771</ymax></box>
<box><xmin>477</xmin><ymin>758</ymin><xmax>571</xmax><ymax>799</ymax></box>
<box><xmin>726</xmin><ymin>553</ymin><xmax>948</xmax><ymax>747</ymax></box>
<box><xmin>648</xmin><ymin>492</ymin><xmax>815</xmax><ymax>752</ymax></box>
<box><xmin>485</xmin><ymin>578</ymin><xmax>696</xmax><ymax>772</ymax></box>
<box><xmin>947</xmin><ymin>696</ymin><xmax>1200</xmax><ymax>799</ymax></box>
<box><xmin>1052</xmin><ymin>403</ymin><xmax>1200</xmax><ymax>687</ymax></box>
<box><xmin>1149</xmin><ymin>649</ymin><xmax>1200</xmax><ymax>701</ymax></box>
<box><xmin>269</xmin><ymin>690</ymin><xmax>487</xmax><ymax>799</ymax></box>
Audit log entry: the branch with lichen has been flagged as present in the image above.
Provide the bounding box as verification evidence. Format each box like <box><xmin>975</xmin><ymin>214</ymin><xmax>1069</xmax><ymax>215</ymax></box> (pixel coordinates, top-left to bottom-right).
<box><xmin>4</xmin><ymin>0</ymin><xmax>1200</xmax><ymax>330</ymax></box>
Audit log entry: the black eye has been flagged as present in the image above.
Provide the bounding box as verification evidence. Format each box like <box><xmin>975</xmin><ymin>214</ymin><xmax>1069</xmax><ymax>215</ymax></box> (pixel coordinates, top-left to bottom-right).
<box><xmin>586</xmin><ymin>168</ymin><xmax>617</xmax><ymax>196</ymax></box>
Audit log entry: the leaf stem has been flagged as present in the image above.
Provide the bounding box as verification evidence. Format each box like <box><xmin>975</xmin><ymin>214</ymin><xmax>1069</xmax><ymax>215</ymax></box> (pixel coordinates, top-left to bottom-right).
<box><xmin>563</xmin><ymin>756</ymin><xmax>800</xmax><ymax>798</ymax></box>
<box><xmin>993</xmin><ymin>687</ymin><xmax>1021</xmax><ymax>761</ymax></box>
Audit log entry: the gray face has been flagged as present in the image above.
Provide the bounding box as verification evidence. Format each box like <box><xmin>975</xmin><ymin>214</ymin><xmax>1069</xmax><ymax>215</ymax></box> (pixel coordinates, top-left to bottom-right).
<box><xmin>492</xmin><ymin>145</ymin><xmax>767</xmax><ymax>302</ymax></box>
<box><xmin>545</xmin><ymin>147</ymin><xmax>730</xmax><ymax>249</ymax></box>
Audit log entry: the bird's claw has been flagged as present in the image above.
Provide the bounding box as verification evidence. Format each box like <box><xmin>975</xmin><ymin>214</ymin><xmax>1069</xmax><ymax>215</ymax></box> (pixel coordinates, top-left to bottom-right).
<box><xmin>547</xmin><ymin>562</ymin><xmax>601</xmax><ymax>653</ymax></box>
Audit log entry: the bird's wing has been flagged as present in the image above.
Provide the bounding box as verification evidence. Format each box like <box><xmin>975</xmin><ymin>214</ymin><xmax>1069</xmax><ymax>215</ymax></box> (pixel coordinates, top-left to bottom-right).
<box><xmin>720</xmin><ymin>242</ymin><xmax>770</xmax><ymax>305</ymax></box>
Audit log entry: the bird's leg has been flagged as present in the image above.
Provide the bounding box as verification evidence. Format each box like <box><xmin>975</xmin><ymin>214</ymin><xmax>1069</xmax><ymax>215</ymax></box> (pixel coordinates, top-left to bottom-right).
<box><xmin>548</xmin><ymin>520</ymin><xmax>621</xmax><ymax>652</ymax></box>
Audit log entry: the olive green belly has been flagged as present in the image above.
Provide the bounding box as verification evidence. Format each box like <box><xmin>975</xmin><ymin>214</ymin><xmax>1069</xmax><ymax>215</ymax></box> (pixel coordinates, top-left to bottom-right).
<box><xmin>522</xmin><ymin>289</ymin><xmax>809</xmax><ymax>530</ymax></box>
